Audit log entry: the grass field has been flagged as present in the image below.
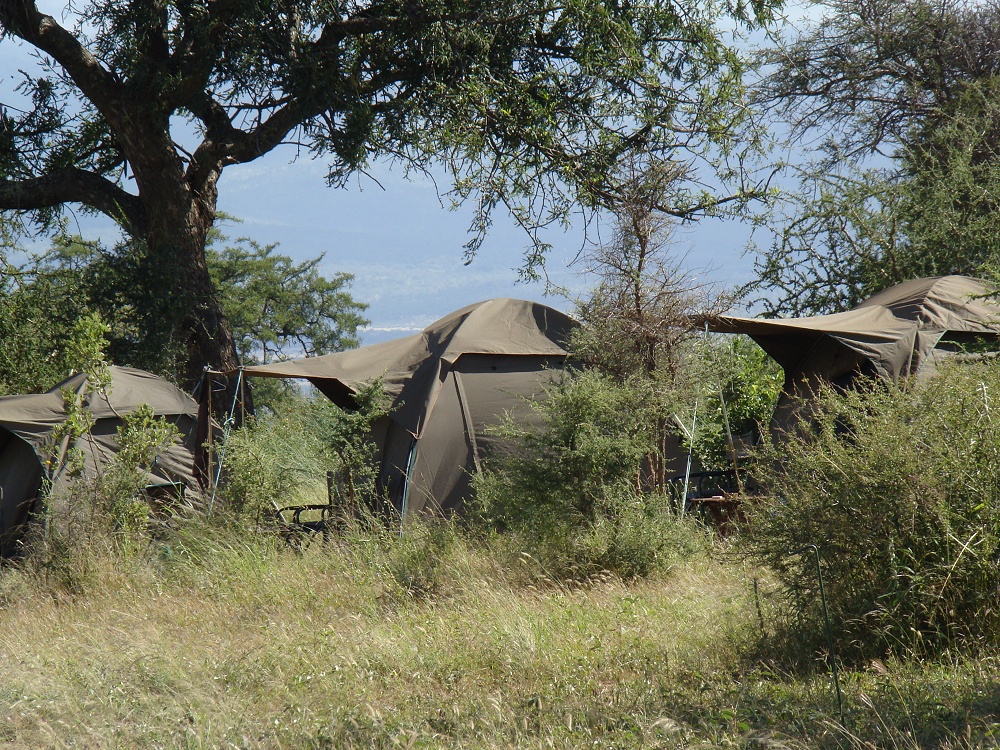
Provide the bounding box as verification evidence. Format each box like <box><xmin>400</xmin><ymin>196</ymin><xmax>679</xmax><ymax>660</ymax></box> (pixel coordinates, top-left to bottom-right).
<box><xmin>0</xmin><ymin>520</ymin><xmax>997</xmax><ymax>749</ymax></box>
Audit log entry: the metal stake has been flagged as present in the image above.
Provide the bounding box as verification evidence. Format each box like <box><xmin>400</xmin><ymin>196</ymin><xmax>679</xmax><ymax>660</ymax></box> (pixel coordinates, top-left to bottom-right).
<box><xmin>787</xmin><ymin>543</ymin><xmax>845</xmax><ymax>726</ymax></box>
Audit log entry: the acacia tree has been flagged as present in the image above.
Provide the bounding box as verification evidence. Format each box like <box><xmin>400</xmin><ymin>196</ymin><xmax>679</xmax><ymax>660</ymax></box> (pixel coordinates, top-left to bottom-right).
<box><xmin>898</xmin><ymin>76</ymin><xmax>1000</xmax><ymax>276</ymax></box>
<box><xmin>571</xmin><ymin>160</ymin><xmax>732</xmax><ymax>489</ymax></box>
<box><xmin>745</xmin><ymin>166</ymin><xmax>908</xmax><ymax>315</ymax></box>
<box><xmin>748</xmin><ymin>0</ymin><xmax>1000</xmax><ymax>313</ymax></box>
<box><xmin>574</xmin><ymin>160</ymin><xmax>729</xmax><ymax>380</ymax></box>
<box><xmin>0</xmin><ymin>0</ymin><xmax>780</xmax><ymax>388</ymax></box>
<box><xmin>760</xmin><ymin>0</ymin><xmax>1000</xmax><ymax>159</ymax></box>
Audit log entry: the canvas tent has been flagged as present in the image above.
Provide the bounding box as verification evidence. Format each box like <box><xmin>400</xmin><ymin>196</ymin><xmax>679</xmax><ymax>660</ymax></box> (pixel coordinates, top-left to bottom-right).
<box><xmin>707</xmin><ymin>275</ymin><xmax>1000</xmax><ymax>432</ymax></box>
<box><xmin>236</xmin><ymin>298</ymin><xmax>576</xmax><ymax>518</ymax></box>
<box><xmin>0</xmin><ymin>366</ymin><xmax>208</xmax><ymax>554</ymax></box>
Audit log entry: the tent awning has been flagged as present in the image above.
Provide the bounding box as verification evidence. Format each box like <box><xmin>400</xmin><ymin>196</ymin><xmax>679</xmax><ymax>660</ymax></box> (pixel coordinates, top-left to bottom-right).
<box><xmin>705</xmin><ymin>275</ymin><xmax>1000</xmax><ymax>379</ymax></box>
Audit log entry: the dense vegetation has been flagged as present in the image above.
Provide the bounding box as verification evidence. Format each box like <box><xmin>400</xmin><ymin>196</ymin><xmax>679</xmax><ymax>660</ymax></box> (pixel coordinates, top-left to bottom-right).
<box><xmin>2</xmin><ymin>475</ymin><xmax>999</xmax><ymax>747</ymax></box>
<box><xmin>3</xmin><ymin>0</ymin><xmax>1000</xmax><ymax>747</ymax></box>
<box><xmin>743</xmin><ymin>362</ymin><xmax>1000</xmax><ymax>661</ymax></box>
<box><xmin>3</xmin><ymin>337</ymin><xmax>995</xmax><ymax>745</ymax></box>
<box><xmin>0</xmin><ymin>230</ymin><xmax>368</xmax><ymax>399</ymax></box>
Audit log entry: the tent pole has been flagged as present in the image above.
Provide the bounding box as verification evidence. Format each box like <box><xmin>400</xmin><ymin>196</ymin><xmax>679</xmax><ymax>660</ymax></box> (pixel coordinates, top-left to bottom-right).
<box><xmin>680</xmin><ymin>324</ymin><xmax>714</xmax><ymax>517</ymax></box>
<box><xmin>208</xmin><ymin>368</ymin><xmax>244</xmax><ymax>516</ymax></box>
<box><xmin>680</xmin><ymin>397</ymin><xmax>698</xmax><ymax>519</ymax></box>
<box><xmin>206</xmin><ymin>368</ymin><xmax>214</xmax><ymax>492</ymax></box>
<box><xmin>239</xmin><ymin>370</ymin><xmax>246</xmax><ymax>425</ymax></box>
<box><xmin>399</xmin><ymin>437</ymin><xmax>417</xmax><ymax>537</ymax></box>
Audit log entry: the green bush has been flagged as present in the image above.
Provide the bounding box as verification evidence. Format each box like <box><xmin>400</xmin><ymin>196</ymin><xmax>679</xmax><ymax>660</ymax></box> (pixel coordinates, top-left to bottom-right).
<box><xmin>215</xmin><ymin>396</ymin><xmax>336</xmax><ymax>520</ymax></box>
<box><xmin>693</xmin><ymin>336</ymin><xmax>783</xmax><ymax>470</ymax></box>
<box><xmin>101</xmin><ymin>404</ymin><xmax>183</xmax><ymax>556</ymax></box>
<box><xmin>741</xmin><ymin>360</ymin><xmax>1000</xmax><ymax>660</ymax></box>
<box><xmin>31</xmin><ymin>402</ymin><xmax>185</xmax><ymax>593</ymax></box>
<box><xmin>217</xmin><ymin>386</ymin><xmax>388</xmax><ymax>523</ymax></box>
<box><xmin>474</xmin><ymin>369</ymin><xmax>710</xmax><ymax>581</ymax></box>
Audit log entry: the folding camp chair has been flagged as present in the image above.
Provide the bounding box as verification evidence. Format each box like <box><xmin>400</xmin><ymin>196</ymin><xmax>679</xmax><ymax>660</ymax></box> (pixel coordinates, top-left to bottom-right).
<box><xmin>270</xmin><ymin>471</ymin><xmax>339</xmax><ymax>548</ymax></box>
<box><xmin>271</xmin><ymin>501</ymin><xmax>335</xmax><ymax>546</ymax></box>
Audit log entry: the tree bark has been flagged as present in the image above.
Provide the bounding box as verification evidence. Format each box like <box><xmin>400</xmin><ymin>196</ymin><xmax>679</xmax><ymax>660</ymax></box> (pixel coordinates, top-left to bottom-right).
<box><xmin>147</xmin><ymin>204</ymin><xmax>238</xmax><ymax>376</ymax></box>
<box><xmin>137</xmin><ymin>160</ymin><xmax>250</xmax><ymax>418</ymax></box>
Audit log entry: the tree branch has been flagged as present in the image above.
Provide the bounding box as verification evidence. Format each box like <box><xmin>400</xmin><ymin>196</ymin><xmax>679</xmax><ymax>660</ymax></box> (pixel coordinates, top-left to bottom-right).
<box><xmin>0</xmin><ymin>1</ymin><xmax>125</xmax><ymax>125</ymax></box>
<box><xmin>0</xmin><ymin>169</ymin><xmax>147</xmax><ymax>236</ymax></box>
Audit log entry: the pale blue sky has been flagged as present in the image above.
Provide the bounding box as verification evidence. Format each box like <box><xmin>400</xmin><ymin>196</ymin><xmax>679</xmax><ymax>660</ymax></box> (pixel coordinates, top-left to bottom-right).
<box><xmin>212</xmin><ymin>155</ymin><xmax>760</xmax><ymax>344</ymax></box>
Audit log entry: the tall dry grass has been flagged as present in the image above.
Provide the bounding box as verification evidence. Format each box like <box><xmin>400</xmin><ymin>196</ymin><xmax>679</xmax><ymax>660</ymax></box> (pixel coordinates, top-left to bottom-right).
<box><xmin>0</xmin><ymin>518</ymin><xmax>997</xmax><ymax>748</ymax></box>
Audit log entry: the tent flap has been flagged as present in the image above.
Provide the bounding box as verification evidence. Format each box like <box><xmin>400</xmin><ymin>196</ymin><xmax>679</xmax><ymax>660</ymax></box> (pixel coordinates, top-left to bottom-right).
<box><xmin>708</xmin><ymin>276</ymin><xmax>1000</xmax><ymax>381</ymax></box>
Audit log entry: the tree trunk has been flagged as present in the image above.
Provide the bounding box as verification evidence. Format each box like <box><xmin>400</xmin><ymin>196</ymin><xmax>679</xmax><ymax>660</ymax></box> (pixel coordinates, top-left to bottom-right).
<box><xmin>141</xmin><ymin>173</ymin><xmax>251</xmax><ymax>420</ymax></box>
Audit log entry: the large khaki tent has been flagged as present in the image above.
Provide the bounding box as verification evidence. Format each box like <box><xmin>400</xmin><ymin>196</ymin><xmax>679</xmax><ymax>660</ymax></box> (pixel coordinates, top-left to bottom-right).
<box><xmin>238</xmin><ymin>298</ymin><xmax>576</xmax><ymax>517</ymax></box>
<box><xmin>707</xmin><ymin>276</ymin><xmax>1000</xmax><ymax>432</ymax></box>
<box><xmin>0</xmin><ymin>366</ymin><xmax>207</xmax><ymax>554</ymax></box>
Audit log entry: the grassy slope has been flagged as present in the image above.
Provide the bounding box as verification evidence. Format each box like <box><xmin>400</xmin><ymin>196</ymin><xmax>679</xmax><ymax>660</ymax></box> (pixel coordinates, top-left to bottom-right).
<box><xmin>0</xmin><ymin>528</ymin><xmax>997</xmax><ymax>749</ymax></box>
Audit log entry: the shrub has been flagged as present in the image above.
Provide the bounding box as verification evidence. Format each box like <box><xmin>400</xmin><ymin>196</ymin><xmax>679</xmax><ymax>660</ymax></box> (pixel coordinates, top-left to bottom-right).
<box><xmin>30</xmin><ymin>402</ymin><xmax>184</xmax><ymax>593</ymax></box>
<box><xmin>306</xmin><ymin>381</ymin><xmax>390</xmax><ymax>516</ymax></box>
<box><xmin>216</xmin><ymin>386</ymin><xmax>388</xmax><ymax>523</ymax></box>
<box><xmin>214</xmin><ymin>396</ymin><xmax>334</xmax><ymax>521</ymax></box>
<box><xmin>100</xmin><ymin>404</ymin><xmax>183</xmax><ymax>555</ymax></box>
<box><xmin>474</xmin><ymin>369</ymin><xmax>710</xmax><ymax>581</ymax></box>
<box><xmin>692</xmin><ymin>336</ymin><xmax>783</xmax><ymax>470</ymax></box>
<box><xmin>740</xmin><ymin>360</ymin><xmax>1000</xmax><ymax>660</ymax></box>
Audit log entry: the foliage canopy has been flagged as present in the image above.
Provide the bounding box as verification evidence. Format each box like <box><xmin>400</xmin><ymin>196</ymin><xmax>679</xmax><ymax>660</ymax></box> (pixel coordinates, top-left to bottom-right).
<box><xmin>749</xmin><ymin>0</ymin><xmax>1000</xmax><ymax>314</ymax></box>
<box><xmin>0</xmin><ymin>232</ymin><xmax>367</xmax><ymax>396</ymax></box>
<box><xmin>0</xmin><ymin>0</ymin><xmax>782</xmax><ymax>382</ymax></box>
